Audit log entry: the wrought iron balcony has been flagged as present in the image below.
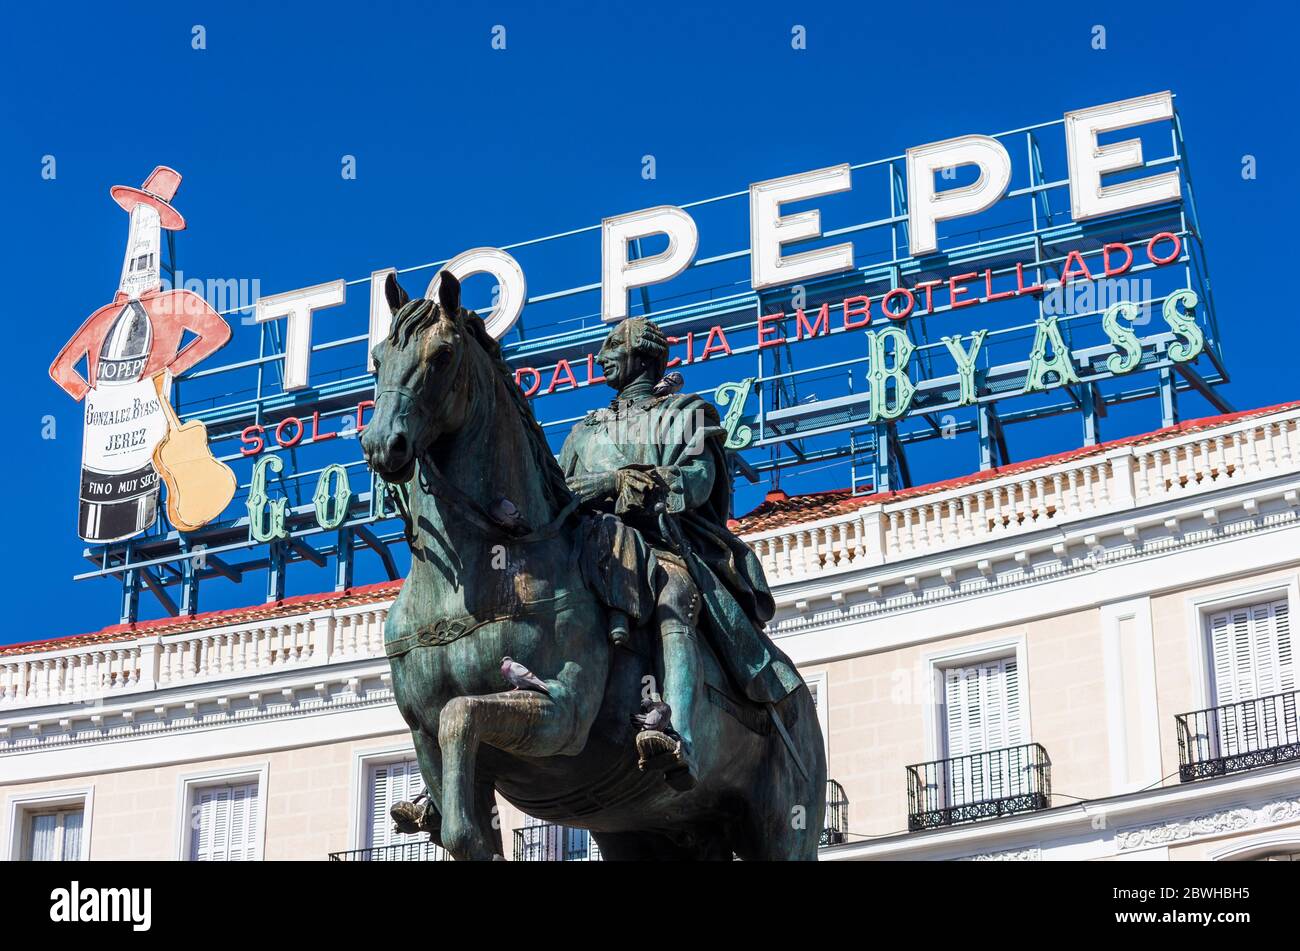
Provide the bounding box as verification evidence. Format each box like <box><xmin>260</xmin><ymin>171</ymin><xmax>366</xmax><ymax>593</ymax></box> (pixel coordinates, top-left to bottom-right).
<box><xmin>1176</xmin><ymin>689</ymin><xmax>1300</xmax><ymax>782</ymax></box>
<box><xmin>820</xmin><ymin>779</ymin><xmax>850</xmax><ymax>846</ymax></box>
<box><xmin>512</xmin><ymin>822</ymin><xmax>601</xmax><ymax>861</ymax></box>
<box><xmin>328</xmin><ymin>840</ymin><xmax>449</xmax><ymax>861</ymax></box>
<box><xmin>906</xmin><ymin>742</ymin><xmax>1051</xmax><ymax>832</ymax></box>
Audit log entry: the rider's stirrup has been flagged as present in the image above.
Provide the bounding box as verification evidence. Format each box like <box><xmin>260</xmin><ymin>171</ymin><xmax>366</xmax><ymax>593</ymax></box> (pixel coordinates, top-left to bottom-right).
<box><xmin>635</xmin><ymin>729</ymin><xmax>698</xmax><ymax>791</ymax></box>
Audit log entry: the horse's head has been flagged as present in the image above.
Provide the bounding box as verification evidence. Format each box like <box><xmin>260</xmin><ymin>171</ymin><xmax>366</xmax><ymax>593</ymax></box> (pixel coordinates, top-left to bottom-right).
<box><xmin>362</xmin><ymin>271</ymin><xmax>473</xmax><ymax>483</ymax></box>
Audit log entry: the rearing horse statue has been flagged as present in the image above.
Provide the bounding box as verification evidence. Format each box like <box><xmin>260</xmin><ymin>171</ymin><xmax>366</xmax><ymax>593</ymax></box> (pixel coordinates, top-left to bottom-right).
<box><xmin>361</xmin><ymin>272</ymin><xmax>825</xmax><ymax>860</ymax></box>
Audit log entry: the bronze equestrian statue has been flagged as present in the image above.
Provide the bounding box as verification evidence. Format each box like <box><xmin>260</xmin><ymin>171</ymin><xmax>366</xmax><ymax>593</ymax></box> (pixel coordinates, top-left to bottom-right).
<box><xmin>361</xmin><ymin>272</ymin><xmax>825</xmax><ymax>860</ymax></box>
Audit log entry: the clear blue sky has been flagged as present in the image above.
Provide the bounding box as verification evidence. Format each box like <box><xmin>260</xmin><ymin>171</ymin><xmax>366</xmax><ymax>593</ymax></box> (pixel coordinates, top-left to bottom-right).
<box><xmin>3</xmin><ymin>1</ymin><xmax>1296</xmax><ymax>642</ymax></box>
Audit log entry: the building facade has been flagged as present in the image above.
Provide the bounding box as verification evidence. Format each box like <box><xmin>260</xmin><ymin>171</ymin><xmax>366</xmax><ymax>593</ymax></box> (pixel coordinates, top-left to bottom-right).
<box><xmin>3</xmin><ymin>400</ymin><xmax>1300</xmax><ymax>861</ymax></box>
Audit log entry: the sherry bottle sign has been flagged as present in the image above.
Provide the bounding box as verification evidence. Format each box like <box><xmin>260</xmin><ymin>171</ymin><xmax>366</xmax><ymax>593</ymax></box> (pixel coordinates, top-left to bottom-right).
<box><xmin>49</xmin><ymin>166</ymin><xmax>236</xmax><ymax>542</ymax></box>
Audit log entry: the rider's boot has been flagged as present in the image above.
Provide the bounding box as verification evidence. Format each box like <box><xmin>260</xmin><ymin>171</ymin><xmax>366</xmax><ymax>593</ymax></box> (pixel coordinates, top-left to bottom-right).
<box><xmin>636</xmin><ymin>623</ymin><xmax>701</xmax><ymax>792</ymax></box>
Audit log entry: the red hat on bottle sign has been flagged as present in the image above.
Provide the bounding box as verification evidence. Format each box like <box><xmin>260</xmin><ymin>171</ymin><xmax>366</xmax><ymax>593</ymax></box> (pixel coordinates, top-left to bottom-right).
<box><xmin>110</xmin><ymin>165</ymin><xmax>187</xmax><ymax>231</ymax></box>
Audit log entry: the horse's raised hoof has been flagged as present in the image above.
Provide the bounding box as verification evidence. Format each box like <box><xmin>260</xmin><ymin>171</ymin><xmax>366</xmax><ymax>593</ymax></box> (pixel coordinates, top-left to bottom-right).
<box><xmin>636</xmin><ymin>730</ymin><xmax>697</xmax><ymax>791</ymax></box>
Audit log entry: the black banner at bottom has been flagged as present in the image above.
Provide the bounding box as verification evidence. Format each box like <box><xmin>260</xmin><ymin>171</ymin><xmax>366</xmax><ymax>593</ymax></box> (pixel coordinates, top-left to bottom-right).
<box><xmin>0</xmin><ymin>858</ymin><xmax>1284</xmax><ymax>939</ymax></box>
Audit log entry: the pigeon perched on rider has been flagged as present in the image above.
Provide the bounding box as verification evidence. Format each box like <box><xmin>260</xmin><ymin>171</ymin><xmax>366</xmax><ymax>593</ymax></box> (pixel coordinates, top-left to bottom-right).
<box><xmin>652</xmin><ymin>370</ymin><xmax>684</xmax><ymax>397</ymax></box>
<box><xmin>631</xmin><ymin>698</ymin><xmax>679</xmax><ymax>739</ymax></box>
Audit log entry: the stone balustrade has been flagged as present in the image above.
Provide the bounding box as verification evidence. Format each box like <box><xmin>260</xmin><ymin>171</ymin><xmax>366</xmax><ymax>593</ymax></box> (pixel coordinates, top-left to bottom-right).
<box><xmin>0</xmin><ymin>605</ymin><xmax>390</xmax><ymax>712</ymax></box>
<box><xmin>746</xmin><ymin>407</ymin><xmax>1300</xmax><ymax>584</ymax></box>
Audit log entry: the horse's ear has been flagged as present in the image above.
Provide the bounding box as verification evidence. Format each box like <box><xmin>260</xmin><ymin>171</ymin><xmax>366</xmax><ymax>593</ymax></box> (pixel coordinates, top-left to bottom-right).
<box><xmin>437</xmin><ymin>271</ymin><xmax>461</xmax><ymax>318</ymax></box>
<box><xmin>384</xmin><ymin>272</ymin><xmax>410</xmax><ymax>313</ymax></box>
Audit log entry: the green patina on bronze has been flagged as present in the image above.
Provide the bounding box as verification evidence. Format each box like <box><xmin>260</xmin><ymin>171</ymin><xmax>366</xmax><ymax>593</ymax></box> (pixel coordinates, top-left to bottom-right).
<box><xmin>361</xmin><ymin>272</ymin><xmax>825</xmax><ymax>861</ymax></box>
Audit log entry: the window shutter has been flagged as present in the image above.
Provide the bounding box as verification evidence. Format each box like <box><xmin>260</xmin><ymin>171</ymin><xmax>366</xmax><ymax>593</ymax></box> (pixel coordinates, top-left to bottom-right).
<box><xmin>228</xmin><ymin>783</ymin><xmax>258</xmax><ymax>861</ymax></box>
<box><xmin>210</xmin><ymin>787</ymin><xmax>231</xmax><ymax>861</ymax></box>
<box><xmin>942</xmin><ymin>656</ymin><xmax>1025</xmax><ymax>807</ymax></box>
<box><xmin>369</xmin><ymin>765</ymin><xmax>392</xmax><ymax>848</ymax></box>
<box><xmin>191</xmin><ymin>789</ymin><xmax>216</xmax><ymax>861</ymax></box>
<box><xmin>1209</xmin><ymin>599</ymin><xmax>1295</xmax><ymax>704</ymax></box>
<box><xmin>190</xmin><ymin>781</ymin><xmax>259</xmax><ymax>861</ymax></box>
<box><xmin>943</xmin><ymin>657</ymin><xmax>1023</xmax><ymax>757</ymax></box>
<box><xmin>943</xmin><ymin>668</ymin><xmax>969</xmax><ymax>758</ymax></box>
<box><xmin>1260</xmin><ymin>601</ymin><xmax>1295</xmax><ymax>693</ymax></box>
<box><xmin>1210</xmin><ymin>610</ymin><xmax>1236</xmax><ymax>703</ymax></box>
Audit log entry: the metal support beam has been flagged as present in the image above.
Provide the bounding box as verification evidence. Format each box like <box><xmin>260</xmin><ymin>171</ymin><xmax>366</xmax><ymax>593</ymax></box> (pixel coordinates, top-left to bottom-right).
<box><xmin>978</xmin><ymin>405</ymin><xmax>993</xmax><ymax>470</ymax></box>
<box><xmin>992</xmin><ymin>411</ymin><xmax>1010</xmax><ymax>467</ymax></box>
<box><xmin>1080</xmin><ymin>382</ymin><xmax>1100</xmax><ymax>447</ymax></box>
<box><xmin>874</xmin><ymin>423</ymin><xmax>892</xmax><ymax>494</ymax></box>
<box><xmin>1173</xmin><ymin>361</ymin><xmax>1233</xmax><ymax>414</ymax></box>
<box><xmin>356</xmin><ymin>525</ymin><xmax>399</xmax><ymax>581</ymax></box>
<box><xmin>335</xmin><ymin>528</ymin><xmax>355</xmax><ymax>591</ymax></box>
<box><xmin>888</xmin><ymin>426</ymin><xmax>912</xmax><ymax>489</ymax></box>
<box><xmin>289</xmin><ymin>536</ymin><xmax>327</xmax><ymax>568</ymax></box>
<box><xmin>180</xmin><ymin>553</ymin><xmax>199</xmax><ymax>616</ymax></box>
<box><xmin>203</xmin><ymin>553</ymin><xmax>242</xmax><ymax>584</ymax></box>
<box><xmin>977</xmin><ymin>403</ymin><xmax>1010</xmax><ymax>470</ymax></box>
<box><xmin>1159</xmin><ymin>366</ymin><xmax>1179</xmax><ymax>428</ymax></box>
<box><xmin>731</xmin><ymin>452</ymin><xmax>759</xmax><ymax>484</ymax></box>
<box><xmin>140</xmin><ymin>568</ymin><xmax>178</xmax><ymax>617</ymax></box>
<box><xmin>120</xmin><ymin>565</ymin><xmax>140</xmax><ymax>625</ymax></box>
<box><xmin>267</xmin><ymin>542</ymin><xmax>286</xmax><ymax>602</ymax></box>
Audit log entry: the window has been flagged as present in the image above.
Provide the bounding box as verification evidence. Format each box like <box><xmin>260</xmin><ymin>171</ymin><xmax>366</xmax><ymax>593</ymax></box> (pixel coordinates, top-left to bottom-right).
<box><xmin>942</xmin><ymin>656</ymin><xmax>1024</xmax><ymax>758</ymax></box>
<box><xmin>940</xmin><ymin>656</ymin><xmax>1026</xmax><ymax>806</ymax></box>
<box><xmin>1205</xmin><ymin>598</ymin><xmax>1297</xmax><ymax>756</ymax></box>
<box><xmin>188</xmin><ymin>781</ymin><xmax>260</xmax><ymax>861</ymax></box>
<box><xmin>6</xmin><ymin>789</ymin><xmax>92</xmax><ymax>862</ymax></box>
<box><xmin>1208</xmin><ymin>599</ymin><xmax>1295</xmax><ymax>706</ymax></box>
<box><xmin>23</xmin><ymin>807</ymin><xmax>83</xmax><ymax>861</ymax></box>
<box><xmin>366</xmin><ymin>759</ymin><xmax>425</xmax><ymax>850</ymax></box>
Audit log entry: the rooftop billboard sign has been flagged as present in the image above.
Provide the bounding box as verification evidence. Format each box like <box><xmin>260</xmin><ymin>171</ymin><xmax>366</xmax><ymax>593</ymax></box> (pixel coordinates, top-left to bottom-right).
<box><xmin>56</xmin><ymin>92</ymin><xmax>1224</xmax><ymax>622</ymax></box>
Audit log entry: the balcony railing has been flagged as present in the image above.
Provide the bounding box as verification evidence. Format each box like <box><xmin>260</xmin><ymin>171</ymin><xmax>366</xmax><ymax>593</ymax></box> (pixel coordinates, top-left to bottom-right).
<box><xmin>1176</xmin><ymin>689</ymin><xmax>1300</xmax><ymax>782</ymax></box>
<box><xmin>328</xmin><ymin>840</ymin><xmax>449</xmax><ymax>861</ymax></box>
<box><xmin>512</xmin><ymin>822</ymin><xmax>601</xmax><ymax>861</ymax></box>
<box><xmin>821</xmin><ymin>779</ymin><xmax>850</xmax><ymax>846</ymax></box>
<box><xmin>906</xmin><ymin>742</ymin><xmax>1051</xmax><ymax>832</ymax></box>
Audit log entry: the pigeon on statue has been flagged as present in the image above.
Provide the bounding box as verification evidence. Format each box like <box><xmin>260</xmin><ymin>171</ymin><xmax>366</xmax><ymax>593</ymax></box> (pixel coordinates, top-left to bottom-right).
<box><xmin>652</xmin><ymin>371</ymin><xmax>684</xmax><ymax>397</ymax></box>
<box><xmin>631</xmin><ymin>698</ymin><xmax>679</xmax><ymax>739</ymax></box>
<box><xmin>488</xmin><ymin>495</ymin><xmax>531</xmax><ymax>535</ymax></box>
<box><xmin>501</xmin><ymin>656</ymin><xmax>550</xmax><ymax>695</ymax></box>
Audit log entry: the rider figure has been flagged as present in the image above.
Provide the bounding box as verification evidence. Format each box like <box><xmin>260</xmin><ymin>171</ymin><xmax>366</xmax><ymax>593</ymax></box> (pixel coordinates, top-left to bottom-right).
<box><xmin>560</xmin><ymin>318</ymin><xmax>803</xmax><ymax>791</ymax></box>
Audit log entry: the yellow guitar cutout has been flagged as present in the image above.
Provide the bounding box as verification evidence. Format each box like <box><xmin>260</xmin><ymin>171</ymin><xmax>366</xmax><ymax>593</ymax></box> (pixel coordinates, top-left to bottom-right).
<box><xmin>151</xmin><ymin>372</ymin><xmax>237</xmax><ymax>532</ymax></box>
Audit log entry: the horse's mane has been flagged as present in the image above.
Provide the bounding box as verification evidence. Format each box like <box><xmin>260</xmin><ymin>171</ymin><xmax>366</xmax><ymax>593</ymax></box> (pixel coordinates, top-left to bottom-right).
<box><xmin>388</xmin><ymin>298</ymin><xmax>573</xmax><ymax>513</ymax></box>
